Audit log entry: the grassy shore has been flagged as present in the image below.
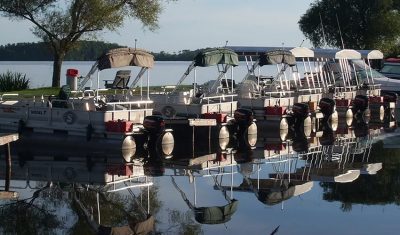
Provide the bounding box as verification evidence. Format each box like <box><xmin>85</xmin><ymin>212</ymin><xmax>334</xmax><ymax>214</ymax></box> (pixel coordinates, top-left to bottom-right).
<box><xmin>0</xmin><ymin>85</ymin><xmax>193</xmax><ymax>99</ymax></box>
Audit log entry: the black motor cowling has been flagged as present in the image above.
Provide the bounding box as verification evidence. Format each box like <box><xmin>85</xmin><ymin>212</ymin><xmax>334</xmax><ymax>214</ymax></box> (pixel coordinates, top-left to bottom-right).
<box><xmin>292</xmin><ymin>136</ymin><xmax>309</xmax><ymax>152</ymax></box>
<box><xmin>383</xmin><ymin>92</ymin><xmax>398</xmax><ymax>103</ymax></box>
<box><xmin>292</xmin><ymin>103</ymin><xmax>310</xmax><ymax>119</ymax></box>
<box><xmin>143</xmin><ymin>115</ymin><xmax>166</xmax><ymax>134</ymax></box>
<box><xmin>352</xmin><ymin>95</ymin><xmax>369</xmax><ymax>112</ymax></box>
<box><xmin>234</xmin><ymin>108</ymin><xmax>254</xmax><ymax>126</ymax></box>
<box><xmin>319</xmin><ymin>98</ymin><xmax>336</xmax><ymax>116</ymax></box>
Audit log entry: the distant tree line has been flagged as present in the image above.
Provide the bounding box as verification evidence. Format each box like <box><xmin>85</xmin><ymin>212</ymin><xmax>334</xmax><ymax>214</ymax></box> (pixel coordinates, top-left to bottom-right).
<box><xmin>0</xmin><ymin>41</ymin><xmax>202</xmax><ymax>61</ymax></box>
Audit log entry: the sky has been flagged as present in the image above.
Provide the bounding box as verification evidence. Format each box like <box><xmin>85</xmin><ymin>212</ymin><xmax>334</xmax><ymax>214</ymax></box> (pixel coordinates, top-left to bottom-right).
<box><xmin>0</xmin><ymin>0</ymin><xmax>315</xmax><ymax>53</ymax></box>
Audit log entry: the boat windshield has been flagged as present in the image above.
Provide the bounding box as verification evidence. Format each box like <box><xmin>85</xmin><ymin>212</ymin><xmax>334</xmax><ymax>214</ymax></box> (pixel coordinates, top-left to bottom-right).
<box><xmin>350</xmin><ymin>59</ymin><xmax>386</xmax><ymax>81</ymax></box>
<box><xmin>380</xmin><ymin>63</ymin><xmax>400</xmax><ymax>74</ymax></box>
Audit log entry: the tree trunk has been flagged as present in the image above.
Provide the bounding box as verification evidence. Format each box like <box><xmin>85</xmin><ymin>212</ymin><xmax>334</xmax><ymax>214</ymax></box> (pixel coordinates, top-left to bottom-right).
<box><xmin>52</xmin><ymin>52</ymin><xmax>65</xmax><ymax>87</ymax></box>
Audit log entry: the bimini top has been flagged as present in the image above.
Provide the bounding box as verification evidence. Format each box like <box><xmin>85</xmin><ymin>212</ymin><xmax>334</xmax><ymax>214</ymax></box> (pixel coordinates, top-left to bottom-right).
<box><xmin>313</xmin><ymin>48</ymin><xmax>361</xmax><ymax>60</ymax></box>
<box><xmin>227</xmin><ymin>46</ymin><xmax>283</xmax><ymax>56</ymax></box>
<box><xmin>259</xmin><ymin>50</ymin><xmax>296</xmax><ymax>66</ymax></box>
<box><xmin>97</xmin><ymin>48</ymin><xmax>154</xmax><ymax>70</ymax></box>
<box><xmin>194</xmin><ymin>48</ymin><xmax>239</xmax><ymax>67</ymax></box>
<box><xmin>289</xmin><ymin>47</ymin><xmax>314</xmax><ymax>58</ymax></box>
<box><xmin>251</xmin><ymin>179</ymin><xmax>313</xmax><ymax>205</ymax></box>
<box><xmin>194</xmin><ymin>199</ymin><xmax>239</xmax><ymax>224</ymax></box>
<box><xmin>358</xmin><ymin>50</ymin><xmax>384</xmax><ymax>60</ymax></box>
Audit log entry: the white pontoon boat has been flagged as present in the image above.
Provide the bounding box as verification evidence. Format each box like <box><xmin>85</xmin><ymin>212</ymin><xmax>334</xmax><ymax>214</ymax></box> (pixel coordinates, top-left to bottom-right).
<box><xmin>151</xmin><ymin>48</ymin><xmax>256</xmax><ymax>139</ymax></box>
<box><xmin>0</xmin><ymin>48</ymin><xmax>173</xmax><ymax>154</ymax></box>
<box><xmin>229</xmin><ymin>46</ymin><xmax>336</xmax><ymax>133</ymax></box>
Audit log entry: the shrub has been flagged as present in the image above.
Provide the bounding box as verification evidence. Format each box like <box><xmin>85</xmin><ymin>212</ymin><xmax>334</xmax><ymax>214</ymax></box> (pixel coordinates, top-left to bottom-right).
<box><xmin>0</xmin><ymin>71</ymin><xmax>30</xmax><ymax>91</ymax></box>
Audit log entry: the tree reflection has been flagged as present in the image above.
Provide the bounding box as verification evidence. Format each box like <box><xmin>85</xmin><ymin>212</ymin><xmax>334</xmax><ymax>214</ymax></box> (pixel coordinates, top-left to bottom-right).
<box><xmin>321</xmin><ymin>141</ymin><xmax>400</xmax><ymax>211</ymax></box>
<box><xmin>166</xmin><ymin>209</ymin><xmax>203</xmax><ymax>235</ymax></box>
<box><xmin>73</xmin><ymin>183</ymin><xmax>163</xmax><ymax>233</ymax></box>
<box><xmin>0</xmin><ymin>183</ymin><xmax>70</xmax><ymax>234</ymax></box>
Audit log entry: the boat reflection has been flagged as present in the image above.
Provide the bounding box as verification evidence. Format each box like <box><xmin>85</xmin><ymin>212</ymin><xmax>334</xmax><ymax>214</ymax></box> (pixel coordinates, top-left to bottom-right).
<box><xmin>0</xmin><ymin>133</ymin><xmax>166</xmax><ymax>234</ymax></box>
<box><xmin>0</xmin><ymin>113</ymin><xmax>397</xmax><ymax>233</ymax></box>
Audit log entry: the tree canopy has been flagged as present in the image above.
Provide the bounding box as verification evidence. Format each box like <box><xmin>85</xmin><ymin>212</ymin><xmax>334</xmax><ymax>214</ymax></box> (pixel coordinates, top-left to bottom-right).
<box><xmin>0</xmin><ymin>0</ymin><xmax>171</xmax><ymax>87</ymax></box>
<box><xmin>299</xmin><ymin>0</ymin><xmax>400</xmax><ymax>55</ymax></box>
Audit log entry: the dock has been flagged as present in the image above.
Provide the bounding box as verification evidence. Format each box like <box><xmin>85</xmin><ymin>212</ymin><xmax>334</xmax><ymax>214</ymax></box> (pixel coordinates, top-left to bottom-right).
<box><xmin>0</xmin><ymin>133</ymin><xmax>19</xmax><ymax>199</ymax></box>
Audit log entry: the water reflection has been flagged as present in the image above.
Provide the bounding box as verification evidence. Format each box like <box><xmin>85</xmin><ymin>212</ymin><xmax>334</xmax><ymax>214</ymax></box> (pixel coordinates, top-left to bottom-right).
<box><xmin>0</xmin><ymin>115</ymin><xmax>399</xmax><ymax>234</ymax></box>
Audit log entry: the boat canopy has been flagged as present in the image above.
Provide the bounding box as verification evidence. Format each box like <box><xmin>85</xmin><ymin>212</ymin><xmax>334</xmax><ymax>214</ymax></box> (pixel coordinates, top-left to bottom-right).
<box><xmin>97</xmin><ymin>48</ymin><xmax>154</xmax><ymax>70</ymax></box>
<box><xmin>227</xmin><ymin>46</ymin><xmax>291</xmax><ymax>56</ymax></box>
<box><xmin>290</xmin><ymin>47</ymin><xmax>314</xmax><ymax>58</ymax></box>
<box><xmin>259</xmin><ymin>50</ymin><xmax>296</xmax><ymax>66</ymax></box>
<box><xmin>250</xmin><ymin>179</ymin><xmax>312</xmax><ymax>205</ymax></box>
<box><xmin>313</xmin><ymin>48</ymin><xmax>361</xmax><ymax>60</ymax></box>
<box><xmin>193</xmin><ymin>48</ymin><xmax>239</xmax><ymax>67</ymax></box>
<box><xmin>194</xmin><ymin>200</ymin><xmax>239</xmax><ymax>224</ymax></box>
<box><xmin>358</xmin><ymin>50</ymin><xmax>384</xmax><ymax>60</ymax></box>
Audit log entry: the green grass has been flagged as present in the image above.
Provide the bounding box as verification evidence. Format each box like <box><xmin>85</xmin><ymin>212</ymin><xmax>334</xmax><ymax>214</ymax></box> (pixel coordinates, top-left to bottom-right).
<box><xmin>0</xmin><ymin>85</ymin><xmax>194</xmax><ymax>99</ymax></box>
<box><xmin>0</xmin><ymin>87</ymin><xmax>59</xmax><ymax>98</ymax></box>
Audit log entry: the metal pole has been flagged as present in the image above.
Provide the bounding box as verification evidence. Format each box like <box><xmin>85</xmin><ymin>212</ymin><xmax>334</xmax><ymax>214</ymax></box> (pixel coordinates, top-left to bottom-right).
<box><xmin>147</xmin><ymin>69</ymin><xmax>150</xmax><ymax>100</ymax></box>
<box><xmin>5</xmin><ymin>143</ymin><xmax>11</xmax><ymax>192</ymax></box>
<box><xmin>96</xmin><ymin>71</ymin><xmax>100</xmax><ymax>98</ymax></box>
<box><xmin>147</xmin><ymin>183</ymin><xmax>150</xmax><ymax>214</ymax></box>
<box><xmin>97</xmin><ymin>192</ymin><xmax>101</xmax><ymax>224</ymax></box>
<box><xmin>194</xmin><ymin>67</ymin><xmax>197</xmax><ymax>94</ymax></box>
<box><xmin>230</xmin><ymin>165</ymin><xmax>234</xmax><ymax>199</ymax></box>
<box><xmin>194</xmin><ymin>177</ymin><xmax>197</xmax><ymax>206</ymax></box>
<box><xmin>231</xmin><ymin>66</ymin><xmax>234</xmax><ymax>94</ymax></box>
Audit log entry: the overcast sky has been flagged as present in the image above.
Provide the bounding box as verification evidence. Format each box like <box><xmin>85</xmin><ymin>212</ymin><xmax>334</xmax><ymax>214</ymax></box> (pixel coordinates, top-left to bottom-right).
<box><xmin>0</xmin><ymin>0</ymin><xmax>315</xmax><ymax>53</ymax></box>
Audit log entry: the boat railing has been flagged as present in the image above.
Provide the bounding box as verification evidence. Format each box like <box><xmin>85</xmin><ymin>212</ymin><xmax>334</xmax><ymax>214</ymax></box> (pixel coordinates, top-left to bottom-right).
<box><xmin>0</xmin><ymin>93</ymin><xmax>19</xmax><ymax>101</ymax></box>
<box><xmin>50</xmin><ymin>99</ymin><xmax>75</xmax><ymax>109</ymax></box>
<box><xmin>48</xmin><ymin>99</ymin><xmax>153</xmax><ymax>111</ymax></box>
<box><xmin>299</xmin><ymin>87</ymin><xmax>324</xmax><ymax>93</ymax></box>
<box><xmin>106</xmin><ymin>176</ymin><xmax>153</xmax><ymax>193</ymax></box>
<box><xmin>201</xmin><ymin>94</ymin><xmax>237</xmax><ymax>115</ymax></box>
<box><xmin>260</xmin><ymin>90</ymin><xmax>296</xmax><ymax>99</ymax></box>
<box><xmin>106</xmin><ymin>100</ymin><xmax>153</xmax><ymax>111</ymax></box>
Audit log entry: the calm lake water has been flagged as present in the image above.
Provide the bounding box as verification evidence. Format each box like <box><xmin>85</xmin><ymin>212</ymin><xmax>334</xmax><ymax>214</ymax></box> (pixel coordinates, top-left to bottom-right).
<box><xmin>1</xmin><ymin>120</ymin><xmax>400</xmax><ymax>234</ymax></box>
<box><xmin>0</xmin><ymin>61</ymin><xmax>400</xmax><ymax>235</ymax></box>
<box><xmin>0</xmin><ymin>61</ymin><xmax>251</xmax><ymax>88</ymax></box>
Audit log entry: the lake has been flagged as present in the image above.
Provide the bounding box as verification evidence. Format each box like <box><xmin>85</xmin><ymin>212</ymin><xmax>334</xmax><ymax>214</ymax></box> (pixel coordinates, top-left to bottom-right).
<box><xmin>0</xmin><ymin>61</ymin><xmax>248</xmax><ymax>88</ymax></box>
<box><xmin>0</xmin><ymin>61</ymin><xmax>400</xmax><ymax>235</ymax></box>
<box><xmin>0</xmin><ymin>61</ymin><xmax>300</xmax><ymax>89</ymax></box>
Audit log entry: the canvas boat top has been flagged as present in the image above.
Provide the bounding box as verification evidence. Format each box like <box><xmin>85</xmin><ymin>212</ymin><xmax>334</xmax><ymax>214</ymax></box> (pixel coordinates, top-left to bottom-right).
<box><xmin>193</xmin><ymin>48</ymin><xmax>239</xmax><ymax>67</ymax></box>
<box><xmin>313</xmin><ymin>48</ymin><xmax>361</xmax><ymax>60</ymax></box>
<box><xmin>289</xmin><ymin>47</ymin><xmax>314</xmax><ymax>58</ymax></box>
<box><xmin>357</xmin><ymin>50</ymin><xmax>384</xmax><ymax>60</ymax></box>
<box><xmin>194</xmin><ymin>199</ymin><xmax>239</xmax><ymax>224</ymax></box>
<box><xmin>97</xmin><ymin>47</ymin><xmax>154</xmax><ymax>70</ymax></box>
<box><xmin>259</xmin><ymin>50</ymin><xmax>296</xmax><ymax>66</ymax></box>
<box><xmin>227</xmin><ymin>46</ymin><xmax>297</xmax><ymax>66</ymax></box>
<box><xmin>228</xmin><ymin>46</ymin><xmax>289</xmax><ymax>56</ymax></box>
<box><xmin>79</xmin><ymin>47</ymin><xmax>154</xmax><ymax>91</ymax></box>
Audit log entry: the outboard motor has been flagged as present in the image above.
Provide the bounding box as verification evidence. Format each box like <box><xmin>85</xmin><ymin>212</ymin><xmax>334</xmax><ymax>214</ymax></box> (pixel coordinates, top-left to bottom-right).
<box><xmin>234</xmin><ymin>108</ymin><xmax>254</xmax><ymax>127</ymax></box>
<box><xmin>383</xmin><ymin>92</ymin><xmax>398</xmax><ymax>103</ymax></box>
<box><xmin>292</xmin><ymin>103</ymin><xmax>310</xmax><ymax>119</ymax></box>
<box><xmin>319</xmin><ymin>98</ymin><xmax>336</xmax><ymax>117</ymax></box>
<box><xmin>143</xmin><ymin>115</ymin><xmax>166</xmax><ymax>135</ymax></box>
<box><xmin>143</xmin><ymin>115</ymin><xmax>174</xmax><ymax>157</ymax></box>
<box><xmin>352</xmin><ymin>95</ymin><xmax>369</xmax><ymax>112</ymax></box>
<box><xmin>292</xmin><ymin>132</ymin><xmax>309</xmax><ymax>153</ymax></box>
<box><xmin>383</xmin><ymin>92</ymin><xmax>398</xmax><ymax>119</ymax></box>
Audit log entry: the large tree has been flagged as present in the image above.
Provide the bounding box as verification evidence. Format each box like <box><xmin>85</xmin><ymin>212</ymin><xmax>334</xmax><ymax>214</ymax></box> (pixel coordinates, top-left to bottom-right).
<box><xmin>0</xmin><ymin>0</ymin><xmax>169</xmax><ymax>87</ymax></box>
<box><xmin>299</xmin><ymin>0</ymin><xmax>400</xmax><ymax>54</ymax></box>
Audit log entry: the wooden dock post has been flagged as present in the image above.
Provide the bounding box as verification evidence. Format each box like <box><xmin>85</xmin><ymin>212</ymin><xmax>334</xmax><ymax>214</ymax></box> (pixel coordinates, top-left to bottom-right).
<box><xmin>0</xmin><ymin>133</ymin><xmax>19</xmax><ymax>199</ymax></box>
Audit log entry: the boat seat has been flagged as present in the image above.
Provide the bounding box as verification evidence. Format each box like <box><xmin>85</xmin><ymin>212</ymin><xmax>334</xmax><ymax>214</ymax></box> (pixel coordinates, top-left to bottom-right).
<box><xmin>110</xmin><ymin>70</ymin><xmax>131</xmax><ymax>89</ymax></box>
<box><xmin>215</xmin><ymin>79</ymin><xmax>236</xmax><ymax>94</ymax></box>
<box><xmin>48</xmin><ymin>85</ymin><xmax>71</xmax><ymax>108</ymax></box>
